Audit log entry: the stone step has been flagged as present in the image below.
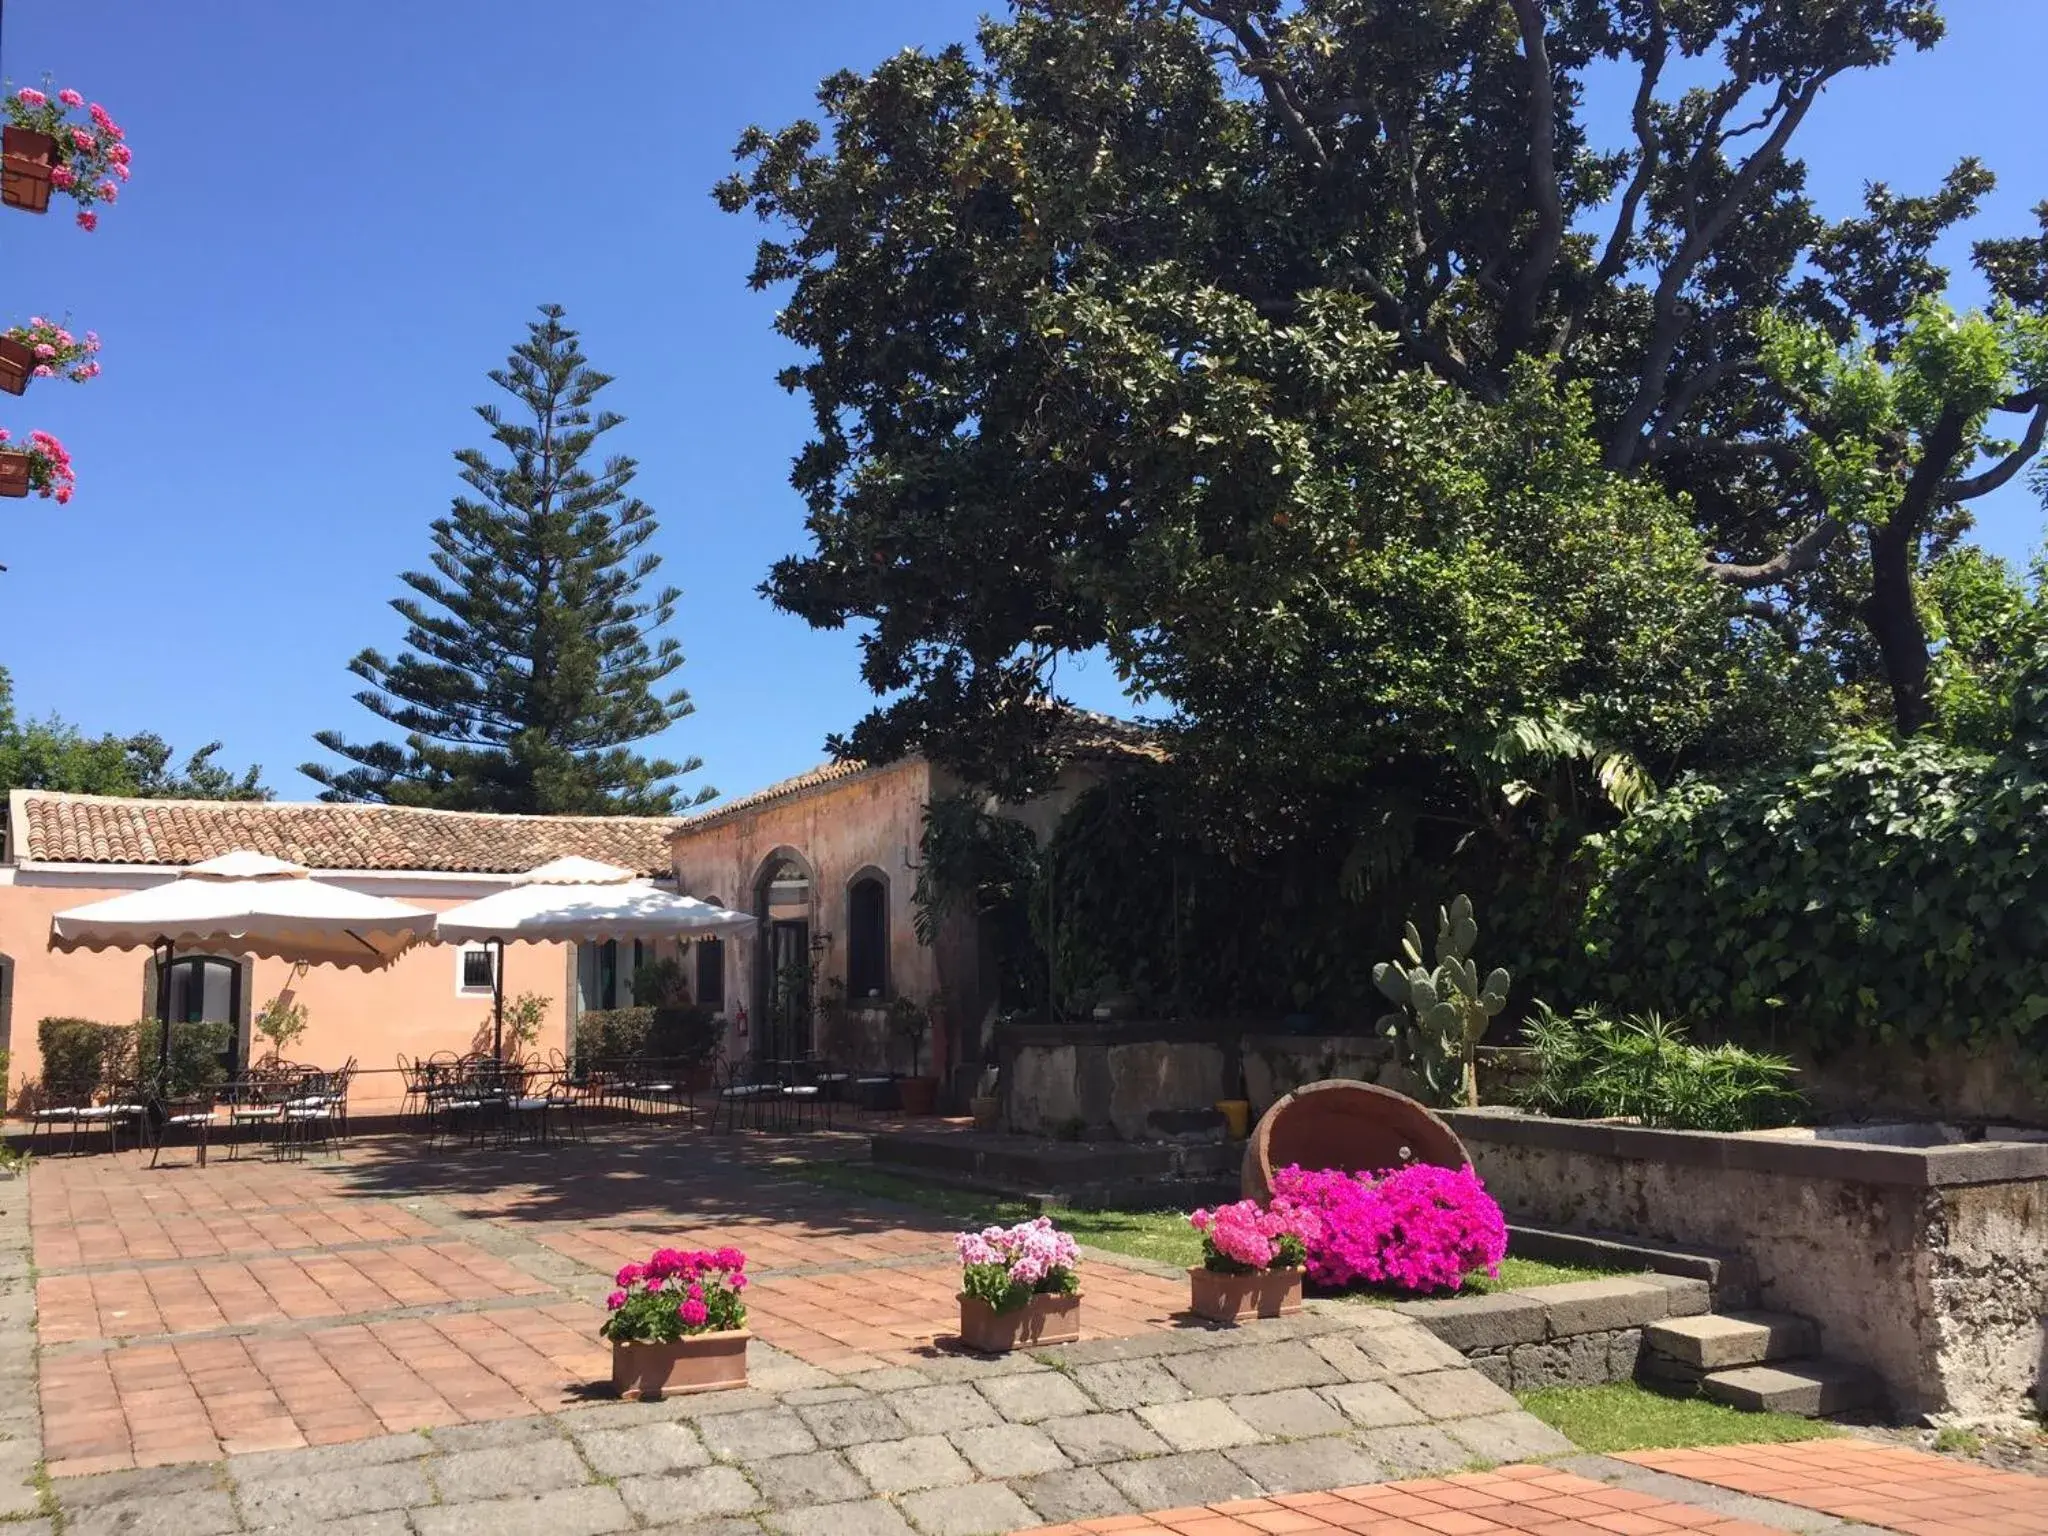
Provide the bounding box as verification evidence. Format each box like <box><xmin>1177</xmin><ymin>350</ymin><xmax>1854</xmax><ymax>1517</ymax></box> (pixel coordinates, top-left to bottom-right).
<box><xmin>1699</xmin><ymin>1360</ymin><xmax>1883</xmax><ymax>1417</ymax></box>
<box><xmin>1644</xmin><ymin>1311</ymin><xmax>1818</xmax><ymax>1371</ymax></box>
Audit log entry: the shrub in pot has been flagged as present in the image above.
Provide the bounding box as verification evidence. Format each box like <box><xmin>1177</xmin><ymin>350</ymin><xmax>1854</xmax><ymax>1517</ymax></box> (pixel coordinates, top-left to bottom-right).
<box><xmin>953</xmin><ymin>1217</ymin><xmax>1080</xmax><ymax>1352</ymax></box>
<box><xmin>1185</xmin><ymin>1199</ymin><xmax>1311</xmax><ymax>1323</ymax></box>
<box><xmin>890</xmin><ymin>995</ymin><xmax>937</xmax><ymax>1113</ymax></box>
<box><xmin>601</xmin><ymin>1246</ymin><xmax>750</xmax><ymax>1398</ymax></box>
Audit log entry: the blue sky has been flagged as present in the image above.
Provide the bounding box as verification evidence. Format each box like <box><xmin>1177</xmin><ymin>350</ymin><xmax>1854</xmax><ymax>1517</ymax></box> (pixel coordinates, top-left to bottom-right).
<box><xmin>1</xmin><ymin>2</ymin><xmax>2043</xmax><ymax>808</ymax></box>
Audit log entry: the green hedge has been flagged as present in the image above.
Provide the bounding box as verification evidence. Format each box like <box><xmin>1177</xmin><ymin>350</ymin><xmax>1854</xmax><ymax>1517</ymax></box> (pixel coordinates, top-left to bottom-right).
<box><xmin>37</xmin><ymin>1018</ymin><xmax>136</xmax><ymax>1099</ymax></box>
<box><xmin>1581</xmin><ymin>735</ymin><xmax>2048</xmax><ymax>1058</ymax></box>
<box><xmin>37</xmin><ymin>1016</ymin><xmax>231</xmax><ymax>1100</ymax></box>
<box><xmin>574</xmin><ymin>1005</ymin><xmax>722</xmax><ymax>1064</ymax></box>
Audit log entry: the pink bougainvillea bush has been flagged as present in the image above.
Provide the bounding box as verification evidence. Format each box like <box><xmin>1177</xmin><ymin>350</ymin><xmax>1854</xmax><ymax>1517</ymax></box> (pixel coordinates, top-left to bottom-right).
<box><xmin>1188</xmin><ymin>1198</ymin><xmax>1316</xmax><ymax>1274</ymax></box>
<box><xmin>5</xmin><ymin>85</ymin><xmax>132</xmax><ymax>231</ymax></box>
<box><xmin>0</xmin><ymin>427</ymin><xmax>74</xmax><ymax>503</ymax></box>
<box><xmin>5</xmin><ymin>318</ymin><xmax>100</xmax><ymax>383</ymax></box>
<box><xmin>600</xmin><ymin>1247</ymin><xmax>748</xmax><ymax>1343</ymax></box>
<box><xmin>1269</xmin><ymin>1162</ymin><xmax>1508</xmax><ymax>1294</ymax></box>
<box><xmin>955</xmin><ymin>1216</ymin><xmax>1080</xmax><ymax>1312</ymax></box>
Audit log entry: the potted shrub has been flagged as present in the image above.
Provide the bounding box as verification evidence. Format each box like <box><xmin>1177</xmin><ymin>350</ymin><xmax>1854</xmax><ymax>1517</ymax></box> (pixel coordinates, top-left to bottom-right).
<box><xmin>601</xmin><ymin>1246</ymin><xmax>750</xmax><ymax>1398</ymax></box>
<box><xmin>3</xmin><ymin>86</ymin><xmax>131</xmax><ymax>228</ymax></box>
<box><xmin>891</xmin><ymin>995</ymin><xmax>938</xmax><ymax>1114</ymax></box>
<box><xmin>954</xmin><ymin>1216</ymin><xmax>1081</xmax><ymax>1352</ymax></box>
<box><xmin>0</xmin><ymin>428</ymin><xmax>73</xmax><ymax>502</ymax></box>
<box><xmin>253</xmin><ymin>994</ymin><xmax>310</xmax><ymax>1065</ymax></box>
<box><xmin>0</xmin><ymin>317</ymin><xmax>100</xmax><ymax>396</ymax></box>
<box><xmin>1185</xmin><ymin>1199</ymin><xmax>1310</xmax><ymax>1323</ymax></box>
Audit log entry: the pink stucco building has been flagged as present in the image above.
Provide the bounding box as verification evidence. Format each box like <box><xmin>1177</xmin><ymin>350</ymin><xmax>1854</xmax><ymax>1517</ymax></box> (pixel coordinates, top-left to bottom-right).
<box><xmin>0</xmin><ymin>724</ymin><xmax>1142</xmax><ymax>1113</ymax></box>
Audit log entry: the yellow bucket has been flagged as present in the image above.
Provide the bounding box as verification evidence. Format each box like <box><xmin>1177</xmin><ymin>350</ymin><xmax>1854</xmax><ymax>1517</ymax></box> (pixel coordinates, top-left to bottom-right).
<box><xmin>1214</xmin><ymin>1098</ymin><xmax>1251</xmax><ymax>1140</ymax></box>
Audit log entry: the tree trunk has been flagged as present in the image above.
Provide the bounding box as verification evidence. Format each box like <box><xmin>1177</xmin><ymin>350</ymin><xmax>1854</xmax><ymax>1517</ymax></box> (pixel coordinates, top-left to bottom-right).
<box><xmin>1865</xmin><ymin>514</ymin><xmax>1933</xmax><ymax>735</ymax></box>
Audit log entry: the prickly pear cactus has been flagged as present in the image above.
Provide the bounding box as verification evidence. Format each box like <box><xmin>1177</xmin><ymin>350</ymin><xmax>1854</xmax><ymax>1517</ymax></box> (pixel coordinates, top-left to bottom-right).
<box><xmin>1370</xmin><ymin>894</ymin><xmax>1510</xmax><ymax>1108</ymax></box>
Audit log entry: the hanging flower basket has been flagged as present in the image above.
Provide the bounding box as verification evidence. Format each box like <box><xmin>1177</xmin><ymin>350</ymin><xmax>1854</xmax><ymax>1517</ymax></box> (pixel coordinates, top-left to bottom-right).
<box><xmin>0</xmin><ymin>339</ymin><xmax>32</xmax><ymax>397</ymax></box>
<box><xmin>953</xmin><ymin>1216</ymin><xmax>1082</xmax><ymax>1353</ymax></box>
<box><xmin>3</xmin><ymin>87</ymin><xmax>131</xmax><ymax>230</ymax></box>
<box><xmin>600</xmin><ymin>1246</ymin><xmax>750</xmax><ymax>1399</ymax></box>
<box><xmin>0</xmin><ymin>318</ymin><xmax>101</xmax><ymax>395</ymax></box>
<box><xmin>0</xmin><ymin>126</ymin><xmax>54</xmax><ymax>213</ymax></box>
<box><xmin>0</xmin><ymin>429</ymin><xmax>73</xmax><ymax>502</ymax></box>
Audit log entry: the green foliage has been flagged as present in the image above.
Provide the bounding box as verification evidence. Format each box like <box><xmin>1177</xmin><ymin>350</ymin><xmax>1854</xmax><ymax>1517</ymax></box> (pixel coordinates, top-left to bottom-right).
<box><xmin>1921</xmin><ymin>546</ymin><xmax>2048</xmax><ymax>750</ymax></box>
<box><xmin>573</xmin><ymin>1003</ymin><xmax>721</xmax><ymax>1065</ymax></box>
<box><xmin>491</xmin><ymin>991</ymin><xmax>552</xmax><ymax>1056</ymax></box>
<box><xmin>136</xmin><ymin>1018</ymin><xmax>232</xmax><ymax>1099</ymax></box>
<box><xmin>305</xmin><ymin>305</ymin><xmax>715</xmax><ymax>814</ymax></box>
<box><xmin>1516</xmin><ymin>1006</ymin><xmax>1804</xmax><ymax>1131</ymax></box>
<box><xmin>887</xmin><ymin>995</ymin><xmax>930</xmax><ymax>1076</ymax></box>
<box><xmin>720</xmin><ymin>0</ymin><xmax>2045</xmax><ymax>775</ymax></box>
<box><xmin>912</xmin><ymin>794</ymin><xmax>1040</xmax><ymax>950</ymax></box>
<box><xmin>630</xmin><ymin>956</ymin><xmax>693</xmax><ymax>1009</ymax></box>
<box><xmin>253</xmin><ymin>995</ymin><xmax>309</xmax><ymax>1063</ymax></box>
<box><xmin>0</xmin><ymin>667</ymin><xmax>266</xmax><ymax>801</ymax></box>
<box><xmin>1372</xmin><ymin>896</ymin><xmax>1510</xmax><ymax>1109</ymax></box>
<box><xmin>1582</xmin><ymin>666</ymin><xmax>2048</xmax><ymax>1057</ymax></box>
<box><xmin>35</xmin><ymin>1018</ymin><xmax>132</xmax><ymax>1100</ymax></box>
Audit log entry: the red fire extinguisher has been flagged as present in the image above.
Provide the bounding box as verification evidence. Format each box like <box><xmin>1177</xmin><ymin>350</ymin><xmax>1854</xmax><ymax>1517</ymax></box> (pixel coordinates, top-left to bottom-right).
<box><xmin>735</xmin><ymin>1005</ymin><xmax>749</xmax><ymax>1042</ymax></box>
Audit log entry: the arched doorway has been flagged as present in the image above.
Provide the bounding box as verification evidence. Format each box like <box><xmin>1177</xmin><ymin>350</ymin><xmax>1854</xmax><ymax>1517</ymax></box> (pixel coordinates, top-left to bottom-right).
<box><xmin>753</xmin><ymin>851</ymin><xmax>814</xmax><ymax>1062</ymax></box>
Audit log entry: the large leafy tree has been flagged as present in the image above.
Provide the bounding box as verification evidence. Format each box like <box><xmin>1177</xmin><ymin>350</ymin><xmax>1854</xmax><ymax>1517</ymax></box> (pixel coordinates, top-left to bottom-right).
<box><xmin>305</xmin><ymin>306</ymin><xmax>714</xmax><ymax>814</ymax></box>
<box><xmin>719</xmin><ymin>0</ymin><xmax>2048</xmax><ymax>771</ymax></box>
<box><xmin>0</xmin><ymin>668</ymin><xmax>267</xmax><ymax>801</ymax></box>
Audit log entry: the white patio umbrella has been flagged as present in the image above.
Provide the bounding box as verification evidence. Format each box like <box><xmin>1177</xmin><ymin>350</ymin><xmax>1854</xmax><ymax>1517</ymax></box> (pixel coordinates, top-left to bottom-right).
<box><xmin>432</xmin><ymin>856</ymin><xmax>757</xmax><ymax>1058</ymax></box>
<box><xmin>50</xmin><ymin>850</ymin><xmax>435</xmax><ymax>1074</ymax></box>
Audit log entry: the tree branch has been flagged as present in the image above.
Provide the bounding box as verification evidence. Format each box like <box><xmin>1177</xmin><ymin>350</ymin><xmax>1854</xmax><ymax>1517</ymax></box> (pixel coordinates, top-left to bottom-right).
<box><xmin>1705</xmin><ymin>515</ymin><xmax>1843</xmax><ymax>588</ymax></box>
<box><xmin>1606</xmin><ymin>69</ymin><xmax>1833</xmax><ymax>471</ymax></box>
<box><xmin>1942</xmin><ymin>392</ymin><xmax>2046</xmax><ymax>500</ymax></box>
<box><xmin>1584</xmin><ymin>4</ymin><xmax>1666</xmax><ymax>293</ymax></box>
<box><xmin>1496</xmin><ymin>0</ymin><xmax>1562</xmax><ymax>364</ymax></box>
<box><xmin>1186</xmin><ymin>1</ymin><xmax>1329</xmax><ymax>170</ymax></box>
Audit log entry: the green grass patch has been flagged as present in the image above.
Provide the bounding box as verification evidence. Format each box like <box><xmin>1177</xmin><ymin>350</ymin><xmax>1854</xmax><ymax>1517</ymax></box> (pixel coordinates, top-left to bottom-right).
<box><xmin>1520</xmin><ymin>1383</ymin><xmax>1841</xmax><ymax>1453</ymax></box>
<box><xmin>774</xmin><ymin>1160</ymin><xmax>1639</xmax><ymax>1286</ymax></box>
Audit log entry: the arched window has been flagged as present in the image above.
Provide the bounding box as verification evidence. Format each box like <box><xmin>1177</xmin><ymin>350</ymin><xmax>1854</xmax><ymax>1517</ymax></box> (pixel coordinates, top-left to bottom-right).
<box><xmin>846</xmin><ymin>873</ymin><xmax>889</xmax><ymax>1002</ymax></box>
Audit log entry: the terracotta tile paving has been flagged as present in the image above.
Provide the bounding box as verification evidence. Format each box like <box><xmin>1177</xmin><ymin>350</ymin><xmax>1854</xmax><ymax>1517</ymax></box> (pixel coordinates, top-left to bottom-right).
<box><xmin>747</xmin><ymin>1259</ymin><xmax>1189</xmax><ymax>1370</ymax></box>
<box><xmin>1620</xmin><ymin>1441</ymin><xmax>2048</xmax><ymax>1536</ymax></box>
<box><xmin>1017</xmin><ymin>1465</ymin><xmax>1811</xmax><ymax>1536</ymax></box>
<box><xmin>27</xmin><ymin>1130</ymin><xmax>1186</xmax><ymax>1476</ymax></box>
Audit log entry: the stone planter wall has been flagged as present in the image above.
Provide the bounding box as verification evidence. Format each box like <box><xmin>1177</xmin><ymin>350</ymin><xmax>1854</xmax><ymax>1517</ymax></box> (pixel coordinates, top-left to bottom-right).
<box><xmin>1395</xmin><ymin>1274</ymin><xmax>1710</xmax><ymax>1395</ymax></box>
<box><xmin>997</xmin><ymin>1021</ymin><xmax>1233</xmax><ymax>1140</ymax></box>
<box><xmin>1443</xmin><ymin>1108</ymin><xmax>2048</xmax><ymax>1420</ymax></box>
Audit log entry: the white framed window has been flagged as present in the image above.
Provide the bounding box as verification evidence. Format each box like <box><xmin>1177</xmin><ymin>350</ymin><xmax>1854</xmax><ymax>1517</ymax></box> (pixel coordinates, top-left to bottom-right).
<box><xmin>457</xmin><ymin>942</ymin><xmax>497</xmax><ymax>996</ymax></box>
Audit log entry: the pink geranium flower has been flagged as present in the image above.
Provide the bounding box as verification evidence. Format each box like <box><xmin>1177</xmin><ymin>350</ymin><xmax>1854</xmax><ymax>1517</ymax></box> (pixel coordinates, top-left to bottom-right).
<box><xmin>3</xmin><ymin>84</ymin><xmax>133</xmax><ymax>230</ymax></box>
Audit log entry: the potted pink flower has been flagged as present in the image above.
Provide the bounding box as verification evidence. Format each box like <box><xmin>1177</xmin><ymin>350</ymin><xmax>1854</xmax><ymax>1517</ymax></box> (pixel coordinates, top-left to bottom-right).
<box><xmin>0</xmin><ymin>428</ymin><xmax>73</xmax><ymax>502</ymax></box>
<box><xmin>954</xmin><ymin>1216</ymin><xmax>1081</xmax><ymax>1352</ymax></box>
<box><xmin>1268</xmin><ymin>1162</ymin><xmax>1507</xmax><ymax>1295</ymax></box>
<box><xmin>1186</xmin><ymin>1199</ymin><xmax>1313</xmax><ymax>1323</ymax></box>
<box><xmin>3</xmin><ymin>85</ymin><xmax>131</xmax><ymax>229</ymax></box>
<box><xmin>600</xmin><ymin>1246</ymin><xmax>750</xmax><ymax>1398</ymax></box>
<box><xmin>0</xmin><ymin>318</ymin><xmax>101</xmax><ymax>396</ymax></box>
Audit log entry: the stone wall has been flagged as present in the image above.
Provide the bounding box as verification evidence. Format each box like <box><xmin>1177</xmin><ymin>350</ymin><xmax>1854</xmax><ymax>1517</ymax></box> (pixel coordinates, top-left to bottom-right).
<box><xmin>998</xmin><ymin>1022</ymin><xmax>1231</xmax><ymax>1140</ymax></box>
<box><xmin>1443</xmin><ymin>1109</ymin><xmax>2048</xmax><ymax>1420</ymax></box>
<box><xmin>1395</xmin><ymin>1274</ymin><xmax>1710</xmax><ymax>1395</ymax></box>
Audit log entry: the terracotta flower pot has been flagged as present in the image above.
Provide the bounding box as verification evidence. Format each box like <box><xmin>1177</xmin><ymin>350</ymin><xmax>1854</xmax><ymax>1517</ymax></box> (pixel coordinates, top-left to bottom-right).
<box><xmin>956</xmin><ymin>1291</ymin><xmax>1081</xmax><ymax>1353</ymax></box>
<box><xmin>0</xmin><ymin>452</ymin><xmax>29</xmax><ymax>499</ymax></box>
<box><xmin>609</xmin><ymin>1327</ymin><xmax>750</xmax><ymax>1399</ymax></box>
<box><xmin>1187</xmin><ymin>1265</ymin><xmax>1304</xmax><ymax>1325</ymax></box>
<box><xmin>897</xmin><ymin>1074</ymin><xmax>940</xmax><ymax>1116</ymax></box>
<box><xmin>1</xmin><ymin>127</ymin><xmax>55</xmax><ymax>214</ymax></box>
<box><xmin>0</xmin><ymin>337</ymin><xmax>33</xmax><ymax>396</ymax></box>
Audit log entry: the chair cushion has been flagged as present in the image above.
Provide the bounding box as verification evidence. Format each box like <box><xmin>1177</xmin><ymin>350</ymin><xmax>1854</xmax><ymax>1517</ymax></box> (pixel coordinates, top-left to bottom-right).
<box><xmin>30</xmin><ymin>1108</ymin><xmax>78</xmax><ymax>1120</ymax></box>
<box><xmin>511</xmin><ymin>1097</ymin><xmax>549</xmax><ymax>1111</ymax></box>
<box><xmin>167</xmin><ymin>1114</ymin><xmax>214</xmax><ymax>1125</ymax></box>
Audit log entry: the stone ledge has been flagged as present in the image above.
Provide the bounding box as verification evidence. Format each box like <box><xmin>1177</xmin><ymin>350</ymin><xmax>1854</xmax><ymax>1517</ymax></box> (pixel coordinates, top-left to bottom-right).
<box><xmin>1444</xmin><ymin>1107</ymin><xmax>2048</xmax><ymax>1188</ymax></box>
<box><xmin>1390</xmin><ymin>1293</ymin><xmax>1547</xmax><ymax>1350</ymax></box>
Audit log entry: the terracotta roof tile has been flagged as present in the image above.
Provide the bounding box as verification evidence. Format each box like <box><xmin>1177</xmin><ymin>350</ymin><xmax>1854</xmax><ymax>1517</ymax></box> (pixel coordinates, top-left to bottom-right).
<box><xmin>669</xmin><ymin>759</ymin><xmax>878</xmax><ymax>835</ymax></box>
<box><xmin>11</xmin><ymin>791</ymin><xmax>681</xmax><ymax>876</ymax></box>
